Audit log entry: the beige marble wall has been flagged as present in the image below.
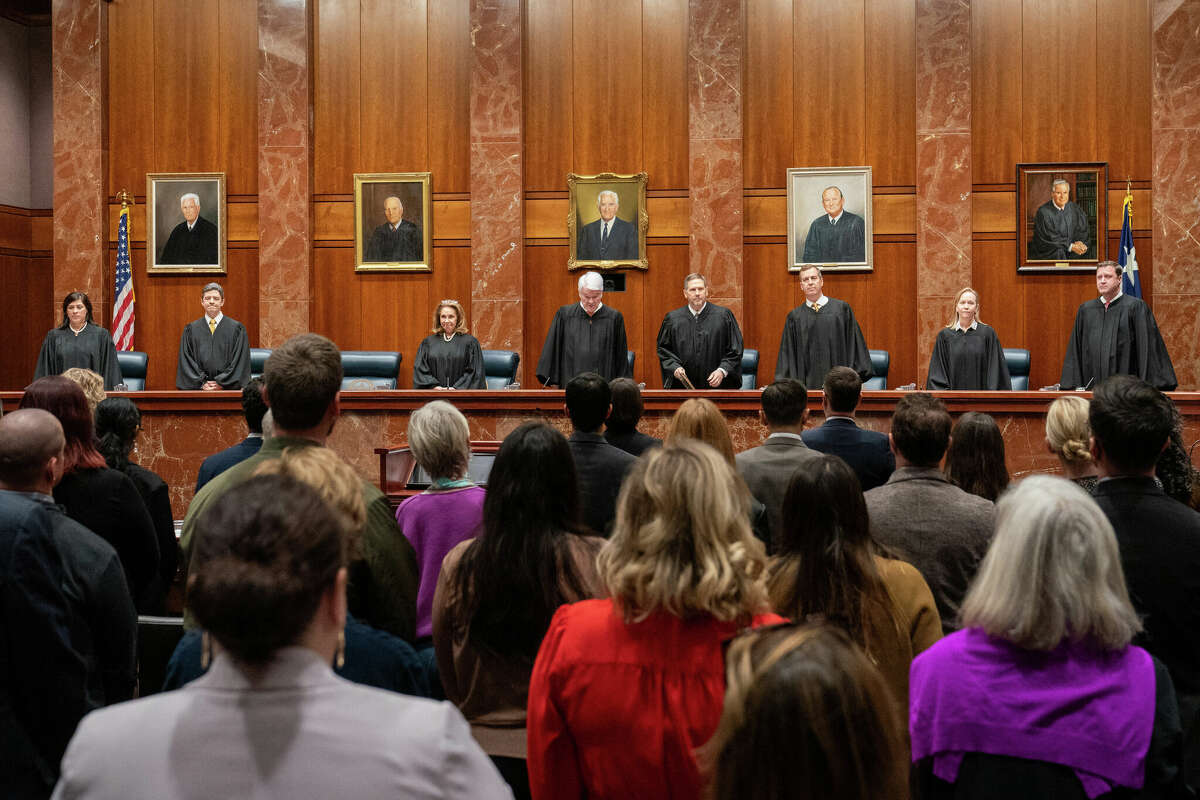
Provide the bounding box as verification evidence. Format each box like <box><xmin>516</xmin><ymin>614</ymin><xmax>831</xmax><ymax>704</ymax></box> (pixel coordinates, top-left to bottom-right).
<box><xmin>1152</xmin><ymin>0</ymin><xmax>1200</xmax><ymax>390</ymax></box>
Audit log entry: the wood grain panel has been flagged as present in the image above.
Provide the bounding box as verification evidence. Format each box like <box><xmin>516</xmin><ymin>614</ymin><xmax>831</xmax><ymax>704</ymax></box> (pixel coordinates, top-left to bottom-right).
<box><xmin>0</xmin><ymin>206</ymin><xmax>31</xmax><ymax>251</ymax></box>
<box><xmin>744</xmin><ymin>0</ymin><xmax>793</xmax><ymax>188</ymax></box>
<box><xmin>972</xmin><ymin>191</ymin><xmax>1017</xmax><ymax>233</ymax></box>
<box><xmin>642</xmin><ymin>0</ymin><xmax>688</xmax><ymax>190</ymax></box>
<box><xmin>313</xmin><ymin>0</ymin><xmax>361</xmax><ymax>194</ymax></box>
<box><xmin>971</xmin><ymin>0</ymin><xmax>1022</xmax><ymax>185</ymax></box>
<box><xmin>524</xmin><ymin>197</ymin><xmax>690</xmax><ymax>239</ymax></box>
<box><xmin>833</xmin><ymin>242</ymin><xmax>919</xmax><ymax>387</ymax></box>
<box><xmin>31</xmin><ymin>216</ymin><xmax>52</xmax><ymax>252</ymax></box>
<box><xmin>217</xmin><ymin>0</ymin><xmax>258</xmax><ymax>195</ymax></box>
<box><xmin>637</xmin><ymin>244</ymin><xmax>689</xmax><ymax>387</ymax></box>
<box><xmin>572</xmin><ymin>0</ymin><xmax>643</xmax><ymax>175</ymax></box>
<box><xmin>0</xmin><ymin>254</ymin><xmax>54</xmax><ymax>390</ymax></box>
<box><xmin>358</xmin><ymin>272</ymin><xmax>431</xmax><ymax>377</ymax></box>
<box><xmin>312</xmin><ymin>200</ymin><xmax>471</xmax><ymax>242</ymax></box>
<box><xmin>865</xmin><ymin>0</ymin><xmax>916</xmax><ymax>188</ymax></box>
<box><xmin>1021</xmin><ymin>0</ymin><xmax>1098</xmax><ymax>164</ymax></box>
<box><xmin>106</xmin><ymin>0</ymin><xmax>155</xmax><ymax>198</ymax></box>
<box><xmin>428</xmin><ymin>0</ymin><xmax>471</xmax><ymax>193</ymax></box>
<box><xmin>1097</xmin><ymin>0</ymin><xmax>1151</xmax><ymax>182</ymax></box>
<box><xmin>1106</xmin><ymin>189</ymin><xmax>1152</xmax><ymax>231</ymax></box>
<box><xmin>525</xmin><ymin>1</ymin><xmax>573</xmax><ymax>190</ymax></box>
<box><xmin>153</xmin><ymin>1</ymin><xmax>221</xmax><ymax>173</ymax></box>
<box><xmin>743</xmin><ymin>243</ymin><xmax>800</xmax><ymax>384</ymax></box>
<box><xmin>794</xmin><ymin>2</ymin><xmax>865</xmax><ymax>168</ymax></box>
<box><xmin>312</xmin><ymin>247</ymin><xmax>363</xmax><ymax>348</ymax></box>
<box><xmin>360</xmin><ymin>0</ymin><xmax>429</xmax><ymax>174</ymax></box>
<box><xmin>745</xmin><ymin>194</ymin><xmax>916</xmax><ymax>237</ymax></box>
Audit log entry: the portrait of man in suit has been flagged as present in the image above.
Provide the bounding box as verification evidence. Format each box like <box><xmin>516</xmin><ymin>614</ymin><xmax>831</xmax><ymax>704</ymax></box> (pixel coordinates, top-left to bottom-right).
<box><xmin>569</xmin><ymin>172</ymin><xmax>648</xmax><ymax>268</ymax></box>
<box><xmin>577</xmin><ymin>190</ymin><xmax>638</xmax><ymax>261</ymax></box>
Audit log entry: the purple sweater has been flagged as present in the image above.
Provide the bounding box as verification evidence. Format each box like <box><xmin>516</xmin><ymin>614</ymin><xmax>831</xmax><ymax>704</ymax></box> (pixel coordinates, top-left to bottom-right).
<box><xmin>395</xmin><ymin>486</ymin><xmax>485</xmax><ymax>639</ymax></box>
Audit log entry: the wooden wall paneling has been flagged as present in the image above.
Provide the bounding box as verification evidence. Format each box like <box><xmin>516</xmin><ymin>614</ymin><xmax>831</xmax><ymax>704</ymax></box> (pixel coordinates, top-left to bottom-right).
<box><xmin>744</xmin><ymin>0</ymin><xmax>793</xmax><ymax>188</ymax></box>
<box><xmin>312</xmin><ymin>247</ymin><xmax>363</xmax><ymax>350</ymax></box>
<box><xmin>0</xmin><ymin>254</ymin><xmax>53</xmax><ymax>391</ymax></box>
<box><xmin>641</xmin><ymin>0</ymin><xmax>689</xmax><ymax>190</ymax></box>
<box><xmin>1096</xmin><ymin>0</ymin><xmax>1152</xmax><ymax>182</ymax></box>
<box><xmin>106</xmin><ymin>0</ymin><xmax>155</xmax><ymax>198</ymax></box>
<box><xmin>793</xmin><ymin>1</ymin><xmax>866</xmax><ymax>168</ymax></box>
<box><xmin>834</xmin><ymin>244</ymin><xmax>919</xmax><ymax>387</ymax></box>
<box><xmin>617</xmin><ymin>269</ymin><xmax>648</xmax><ymax>384</ymax></box>
<box><xmin>865</xmin><ymin>0</ymin><xmax>916</xmax><ymax>188</ymax></box>
<box><xmin>153</xmin><ymin>0</ymin><xmax>222</xmax><ymax>173</ymax></box>
<box><xmin>743</xmin><ymin>243</ymin><xmax>799</xmax><ymax>386</ymax></box>
<box><xmin>524</xmin><ymin>1</ymin><xmax>573</xmax><ymax>190</ymax></box>
<box><xmin>521</xmin><ymin>247</ymin><xmax>576</xmax><ymax>386</ymax></box>
<box><xmin>639</xmin><ymin>244</ymin><xmax>690</xmax><ymax>387</ymax></box>
<box><xmin>358</xmin><ymin>272</ymin><xmax>431</xmax><ymax>388</ymax></box>
<box><xmin>1021</xmin><ymin>0</ymin><xmax>1098</xmax><ymax>164</ymax></box>
<box><xmin>572</xmin><ymin>0</ymin><xmax>643</xmax><ymax>175</ymax></box>
<box><xmin>970</xmin><ymin>0</ymin><xmax>1022</xmax><ymax>185</ymax></box>
<box><xmin>428</xmin><ymin>0</ymin><xmax>471</xmax><ymax>193</ymax></box>
<box><xmin>360</xmin><ymin>0</ymin><xmax>429</xmax><ymax>175</ymax></box>
<box><xmin>428</xmin><ymin>245</ymin><xmax>474</xmax><ymax>359</ymax></box>
<box><xmin>217</xmin><ymin>0</ymin><xmax>259</xmax><ymax>196</ymax></box>
<box><xmin>971</xmin><ymin>239</ymin><xmax>1027</xmax><ymax>362</ymax></box>
<box><xmin>1022</xmin><ymin>272</ymin><xmax>1096</xmax><ymax>389</ymax></box>
<box><xmin>313</xmin><ymin>0</ymin><xmax>361</xmax><ymax>194</ymax></box>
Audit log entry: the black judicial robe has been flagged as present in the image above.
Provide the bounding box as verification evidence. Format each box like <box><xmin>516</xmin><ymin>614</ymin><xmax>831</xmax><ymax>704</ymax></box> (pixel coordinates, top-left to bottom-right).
<box><xmin>159</xmin><ymin>216</ymin><xmax>219</xmax><ymax>265</ymax></box>
<box><xmin>656</xmin><ymin>303</ymin><xmax>743</xmax><ymax>389</ymax></box>
<box><xmin>1060</xmin><ymin>295</ymin><xmax>1177</xmax><ymax>391</ymax></box>
<box><xmin>774</xmin><ymin>299</ymin><xmax>873</xmax><ymax>387</ymax></box>
<box><xmin>34</xmin><ymin>324</ymin><xmax>123</xmax><ymax>390</ymax></box>
<box><xmin>412</xmin><ymin>333</ymin><xmax>486</xmax><ymax>389</ymax></box>
<box><xmin>926</xmin><ymin>324</ymin><xmax>1011</xmax><ymax>391</ymax></box>
<box><xmin>1029</xmin><ymin>200</ymin><xmax>1093</xmax><ymax>260</ymax></box>
<box><xmin>175</xmin><ymin>317</ymin><xmax>251</xmax><ymax>390</ymax></box>
<box><xmin>801</xmin><ymin>211</ymin><xmax>866</xmax><ymax>263</ymax></box>
<box><xmin>536</xmin><ymin>304</ymin><xmax>632</xmax><ymax>387</ymax></box>
<box><xmin>364</xmin><ymin>219</ymin><xmax>422</xmax><ymax>262</ymax></box>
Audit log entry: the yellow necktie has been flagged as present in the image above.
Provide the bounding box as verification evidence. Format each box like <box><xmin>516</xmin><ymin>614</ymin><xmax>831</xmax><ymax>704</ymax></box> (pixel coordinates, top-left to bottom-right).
<box><xmin>208</xmin><ymin>318</ymin><xmax>216</xmax><ymax>335</ymax></box>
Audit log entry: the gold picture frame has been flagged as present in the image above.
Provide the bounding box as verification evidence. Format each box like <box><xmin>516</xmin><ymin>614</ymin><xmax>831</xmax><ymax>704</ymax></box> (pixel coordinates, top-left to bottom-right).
<box><xmin>567</xmin><ymin>172</ymin><xmax>648</xmax><ymax>271</ymax></box>
<box><xmin>1017</xmin><ymin>162</ymin><xmax>1107</xmax><ymax>273</ymax></box>
<box><xmin>354</xmin><ymin>172</ymin><xmax>433</xmax><ymax>272</ymax></box>
<box><xmin>146</xmin><ymin>172</ymin><xmax>227</xmax><ymax>275</ymax></box>
<box><xmin>786</xmin><ymin>166</ymin><xmax>873</xmax><ymax>273</ymax></box>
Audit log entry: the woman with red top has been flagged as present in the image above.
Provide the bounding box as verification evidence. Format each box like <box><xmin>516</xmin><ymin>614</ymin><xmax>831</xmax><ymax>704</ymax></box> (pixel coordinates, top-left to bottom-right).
<box><xmin>526</xmin><ymin>439</ymin><xmax>783</xmax><ymax>800</ymax></box>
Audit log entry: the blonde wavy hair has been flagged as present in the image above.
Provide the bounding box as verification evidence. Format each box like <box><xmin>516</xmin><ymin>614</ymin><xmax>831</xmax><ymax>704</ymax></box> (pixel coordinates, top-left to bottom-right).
<box><xmin>62</xmin><ymin>367</ymin><xmax>106</xmax><ymax>417</ymax></box>
<box><xmin>665</xmin><ymin>398</ymin><xmax>735</xmax><ymax>465</ymax></box>
<box><xmin>254</xmin><ymin>446</ymin><xmax>366</xmax><ymax>557</ymax></box>
<box><xmin>1045</xmin><ymin>394</ymin><xmax>1093</xmax><ymax>465</ymax></box>
<box><xmin>598</xmin><ymin>439</ymin><xmax>769</xmax><ymax>623</ymax></box>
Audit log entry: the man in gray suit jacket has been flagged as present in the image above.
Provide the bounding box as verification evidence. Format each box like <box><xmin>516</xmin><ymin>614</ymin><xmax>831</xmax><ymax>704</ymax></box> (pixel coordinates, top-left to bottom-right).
<box><xmin>864</xmin><ymin>393</ymin><xmax>993</xmax><ymax>634</ymax></box>
<box><xmin>736</xmin><ymin>379</ymin><xmax>822</xmax><ymax>553</ymax></box>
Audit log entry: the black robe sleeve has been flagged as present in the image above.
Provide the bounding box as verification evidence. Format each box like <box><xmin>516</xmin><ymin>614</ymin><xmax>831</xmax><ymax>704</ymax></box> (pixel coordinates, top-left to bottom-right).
<box><xmin>927</xmin><ymin>329</ymin><xmax>954</xmax><ymax>390</ymax></box>
<box><xmin>412</xmin><ymin>336</ymin><xmax>438</xmax><ymax>388</ymax></box>
<box><xmin>1060</xmin><ymin>305</ymin><xmax>1089</xmax><ymax>389</ymax></box>
<box><xmin>455</xmin><ymin>336</ymin><xmax>486</xmax><ymax>389</ymax></box>
<box><xmin>536</xmin><ymin>307</ymin><xmax>570</xmax><ymax>387</ymax></box>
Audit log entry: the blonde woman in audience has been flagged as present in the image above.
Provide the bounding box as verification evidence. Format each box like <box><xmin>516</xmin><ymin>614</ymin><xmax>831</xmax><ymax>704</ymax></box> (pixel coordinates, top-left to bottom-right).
<box><xmin>54</xmin><ymin>473</ymin><xmax>511</xmax><ymax>799</ymax></box>
<box><xmin>1044</xmin><ymin>395</ymin><xmax>1098</xmax><ymax>493</ymax></box>
<box><xmin>910</xmin><ymin>476</ymin><xmax>1186</xmax><ymax>798</ymax></box>
<box><xmin>769</xmin><ymin>454</ymin><xmax>940</xmax><ymax>718</ymax></box>
<box><xmin>701</xmin><ymin>623</ymin><xmax>908</xmax><ymax>800</ymax></box>
<box><xmin>526</xmin><ymin>440</ymin><xmax>783</xmax><ymax>800</ymax></box>
<box><xmin>62</xmin><ymin>367</ymin><xmax>106</xmax><ymax>418</ymax></box>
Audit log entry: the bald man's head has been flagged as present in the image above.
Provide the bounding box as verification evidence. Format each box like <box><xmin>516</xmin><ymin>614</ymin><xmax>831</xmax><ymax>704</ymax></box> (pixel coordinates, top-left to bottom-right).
<box><xmin>0</xmin><ymin>409</ymin><xmax>65</xmax><ymax>491</ymax></box>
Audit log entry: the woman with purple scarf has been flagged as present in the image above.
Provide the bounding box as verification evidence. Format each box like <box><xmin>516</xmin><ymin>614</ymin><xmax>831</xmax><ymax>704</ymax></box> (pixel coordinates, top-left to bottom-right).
<box><xmin>909</xmin><ymin>475</ymin><xmax>1189</xmax><ymax>799</ymax></box>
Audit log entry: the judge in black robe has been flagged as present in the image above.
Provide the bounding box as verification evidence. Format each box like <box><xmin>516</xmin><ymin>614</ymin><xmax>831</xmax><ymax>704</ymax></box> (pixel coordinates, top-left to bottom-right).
<box><xmin>160</xmin><ymin>194</ymin><xmax>219</xmax><ymax>266</ymax></box>
<box><xmin>176</xmin><ymin>317</ymin><xmax>251</xmax><ymax>390</ymax></box>
<box><xmin>35</xmin><ymin>292</ymin><xmax>123</xmax><ymax>390</ymax></box>
<box><xmin>413</xmin><ymin>333</ymin><xmax>486</xmax><ymax>389</ymax></box>
<box><xmin>537</xmin><ymin>274</ymin><xmax>632</xmax><ymax>387</ymax></box>
<box><xmin>775</xmin><ymin>299</ymin><xmax>873</xmax><ymax>386</ymax></box>
<box><xmin>1060</xmin><ymin>294</ymin><xmax>1177</xmax><ymax>392</ymax></box>
<box><xmin>927</xmin><ymin>323</ymin><xmax>1011</xmax><ymax>390</ymax></box>
<box><xmin>1029</xmin><ymin>191</ymin><xmax>1093</xmax><ymax>261</ymax></box>
<box><xmin>657</xmin><ymin>276</ymin><xmax>743</xmax><ymax>389</ymax></box>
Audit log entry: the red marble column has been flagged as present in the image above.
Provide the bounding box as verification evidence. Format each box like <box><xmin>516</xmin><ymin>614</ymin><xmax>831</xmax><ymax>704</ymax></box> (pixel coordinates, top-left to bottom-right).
<box><xmin>1151</xmin><ymin>0</ymin><xmax>1200</xmax><ymax>390</ymax></box>
<box><xmin>52</xmin><ymin>0</ymin><xmax>106</xmax><ymax>320</ymax></box>
<box><xmin>257</xmin><ymin>0</ymin><xmax>311</xmax><ymax>346</ymax></box>
<box><xmin>469</xmin><ymin>0</ymin><xmax>525</xmax><ymax>357</ymax></box>
<box><xmin>689</xmin><ymin>0</ymin><xmax>744</xmax><ymax>320</ymax></box>
<box><xmin>915</xmin><ymin>0</ymin><xmax>972</xmax><ymax>387</ymax></box>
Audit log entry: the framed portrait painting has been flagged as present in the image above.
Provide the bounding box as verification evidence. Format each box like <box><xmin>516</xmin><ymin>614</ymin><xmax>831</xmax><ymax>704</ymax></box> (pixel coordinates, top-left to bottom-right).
<box><xmin>1017</xmin><ymin>162</ymin><xmax>1107</xmax><ymax>273</ymax></box>
<box><xmin>568</xmin><ymin>172</ymin><xmax>648</xmax><ymax>271</ymax></box>
<box><xmin>787</xmin><ymin>166</ymin><xmax>873</xmax><ymax>272</ymax></box>
<box><xmin>354</xmin><ymin>173</ymin><xmax>432</xmax><ymax>272</ymax></box>
<box><xmin>146</xmin><ymin>173</ymin><xmax>226</xmax><ymax>274</ymax></box>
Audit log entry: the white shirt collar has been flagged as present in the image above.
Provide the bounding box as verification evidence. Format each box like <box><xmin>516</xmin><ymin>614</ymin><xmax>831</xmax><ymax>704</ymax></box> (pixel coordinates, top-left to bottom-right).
<box><xmin>1101</xmin><ymin>291</ymin><xmax>1123</xmax><ymax>305</ymax></box>
<box><xmin>207</xmin><ymin>313</ymin><xmax>224</xmax><ymax>326</ymax></box>
<box><xmin>807</xmin><ymin>295</ymin><xmax>828</xmax><ymax>310</ymax></box>
<box><xmin>689</xmin><ymin>302</ymin><xmax>708</xmax><ymax>317</ymax></box>
<box><xmin>952</xmin><ymin>320</ymin><xmax>978</xmax><ymax>331</ymax></box>
<box><xmin>766</xmin><ymin>432</ymin><xmax>804</xmax><ymax>442</ymax></box>
<box><xmin>579</xmin><ymin>301</ymin><xmax>604</xmax><ymax>315</ymax></box>
<box><xmin>828</xmin><ymin>211</ymin><xmax>844</xmax><ymax>224</ymax></box>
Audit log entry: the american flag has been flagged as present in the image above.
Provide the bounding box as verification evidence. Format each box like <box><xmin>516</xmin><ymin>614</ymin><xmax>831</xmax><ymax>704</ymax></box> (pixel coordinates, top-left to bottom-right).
<box><xmin>112</xmin><ymin>205</ymin><xmax>135</xmax><ymax>351</ymax></box>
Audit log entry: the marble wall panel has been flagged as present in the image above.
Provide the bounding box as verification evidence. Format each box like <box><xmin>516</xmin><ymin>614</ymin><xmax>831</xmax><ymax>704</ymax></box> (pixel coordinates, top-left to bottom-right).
<box><xmin>260</xmin><ymin>299</ymin><xmax>311</xmax><ymax>347</ymax></box>
<box><xmin>1155</xmin><ymin>295</ymin><xmax>1200</xmax><ymax>391</ymax></box>
<box><xmin>690</xmin><ymin>138</ymin><xmax>743</xmax><ymax>294</ymax></box>
<box><xmin>139</xmin><ymin>412</ymin><xmax>247</xmax><ymax>518</ymax></box>
<box><xmin>52</xmin><ymin>0</ymin><xmax>105</xmax><ymax>319</ymax></box>
<box><xmin>688</xmin><ymin>0</ymin><xmax>742</xmax><ymax>140</ymax></box>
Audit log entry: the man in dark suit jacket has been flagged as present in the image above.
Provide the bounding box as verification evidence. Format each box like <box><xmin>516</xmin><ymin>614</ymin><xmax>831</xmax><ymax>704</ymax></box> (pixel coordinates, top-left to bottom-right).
<box><xmin>735</xmin><ymin>379</ymin><xmax>822</xmax><ymax>552</ymax></box>
<box><xmin>565</xmin><ymin>373</ymin><xmax>636</xmax><ymax>536</ymax></box>
<box><xmin>802</xmin><ymin>366</ymin><xmax>894</xmax><ymax>490</ymax></box>
<box><xmin>577</xmin><ymin>190</ymin><xmax>638</xmax><ymax>261</ymax></box>
<box><xmin>195</xmin><ymin>378</ymin><xmax>268</xmax><ymax>492</ymax></box>
<box><xmin>864</xmin><ymin>393</ymin><xmax>993</xmax><ymax>634</ymax></box>
<box><xmin>1088</xmin><ymin>375</ymin><xmax>1200</xmax><ymax>785</ymax></box>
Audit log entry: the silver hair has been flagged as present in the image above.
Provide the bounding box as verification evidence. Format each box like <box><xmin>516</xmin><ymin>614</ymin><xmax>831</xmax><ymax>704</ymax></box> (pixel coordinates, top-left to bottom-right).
<box><xmin>180</xmin><ymin>193</ymin><xmax>200</xmax><ymax>207</ymax></box>
<box><xmin>683</xmin><ymin>272</ymin><xmax>708</xmax><ymax>290</ymax></box>
<box><xmin>201</xmin><ymin>282</ymin><xmax>224</xmax><ymax>299</ymax></box>
<box><xmin>1051</xmin><ymin>179</ymin><xmax>1070</xmax><ymax>191</ymax></box>
<box><xmin>960</xmin><ymin>475</ymin><xmax>1140</xmax><ymax>651</ymax></box>
<box><xmin>578</xmin><ymin>271</ymin><xmax>604</xmax><ymax>292</ymax></box>
<box><xmin>407</xmin><ymin>400</ymin><xmax>471</xmax><ymax>480</ymax></box>
<box><xmin>821</xmin><ymin>186</ymin><xmax>844</xmax><ymax>200</ymax></box>
<box><xmin>385</xmin><ymin>195</ymin><xmax>403</xmax><ymax>207</ymax></box>
<box><xmin>597</xmin><ymin>190</ymin><xmax>619</xmax><ymax>207</ymax></box>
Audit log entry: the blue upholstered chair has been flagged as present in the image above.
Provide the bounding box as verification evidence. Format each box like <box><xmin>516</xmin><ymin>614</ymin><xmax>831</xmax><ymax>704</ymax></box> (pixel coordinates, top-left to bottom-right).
<box><xmin>249</xmin><ymin>348</ymin><xmax>271</xmax><ymax>380</ymax></box>
<box><xmin>340</xmin><ymin>351</ymin><xmax>402</xmax><ymax>390</ymax></box>
<box><xmin>1003</xmin><ymin>348</ymin><xmax>1031</xmax><ymax>391</ymax></box>
<box><xmin>115</xmin><ymin>350</ymin><xmax>148</xmax><ymax>391</ymax></box>
<box><xmin>741</xmin><ymin>349</ymin><xmax>760</xmax><ymax>390</ymax></box>
<box><xmin>863</xmin><ymin>350</ymin><xmax>889</xmax><ymax>390</ymax></box>
<box><xmin>481</xmin><ymin>350</ymin><xmax>520</xmax><ymax>389</ymax></box>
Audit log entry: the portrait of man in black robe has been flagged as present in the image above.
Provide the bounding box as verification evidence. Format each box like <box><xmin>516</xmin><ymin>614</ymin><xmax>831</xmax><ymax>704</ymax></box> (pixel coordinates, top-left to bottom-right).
<box><xmin>159</xmin><ymin>192</ymin><xmax>219</xmax><ymax>266</ymax></box>
<box><xmin>800</xmin><ymin>186</ymin><xmax>866</xmax><ymax>264</ymax></box>
<box><xmin>364</xmin><ymin>196</ymin><xmax>423</xmax><ymax>263</ymax></box>
<box><xmin>1029</xmin><ymin>178</ymin><xmax>1095</xmax><ymax>261</ymax></box>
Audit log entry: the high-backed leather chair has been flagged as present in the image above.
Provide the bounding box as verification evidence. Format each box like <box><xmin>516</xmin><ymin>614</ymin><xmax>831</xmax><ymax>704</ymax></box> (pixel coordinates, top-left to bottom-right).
<box><xmin>250</xmin><ymin>348</ymin><xmax>271</xmax><ymax>380</ymax></box>
<box><xmin>1003</xmin><ymin>348</ymin><xmax>1031</xmax><ymax>391</ymax></box>
<box><xmin>115</xmin><ymin>350</ymin><xmax>148</xmax><ymax>391</ymax></box>
<box><xmin>864</xmin><ymin>350</ymin><xmax>889</xmax><ymax>390</ymax></box>
<box><xmin>741</xmin><ymin>349</ymin><xmax>760</xmax><ymax>390</ymax></box>
<box><xmin>481</xmin><ymin>350</ymin><xmax>520</xmax><ymax>389</ymax></box>
<box><xmin>626</xmin><ymin>350</ymin><xmax>635</xmax><ymax>376</ymax></box>
<box><xmin>340</xmin><ymin>351</ymin><xmax>402</xmax><ymax>390</ymax></box>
